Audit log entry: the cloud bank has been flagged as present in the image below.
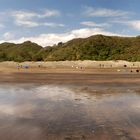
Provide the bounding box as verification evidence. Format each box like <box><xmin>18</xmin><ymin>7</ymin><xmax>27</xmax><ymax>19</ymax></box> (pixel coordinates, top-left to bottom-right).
<box><xmin>11</xmin><ymin>9</ymin><xmax>63</xmax><ymax>28</ymax></box>
<box><xmin>84</xmin><ymin>6</ymin><xmax>130</xmax><ymax>17</ymax></box>
<box><xmin>0</xmin><ymin>28</ymin><xmax>125</xmax><ymax>47</ymax></box>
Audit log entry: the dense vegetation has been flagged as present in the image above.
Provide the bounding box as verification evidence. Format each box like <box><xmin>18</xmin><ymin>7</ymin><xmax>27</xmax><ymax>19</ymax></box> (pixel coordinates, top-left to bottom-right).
<box><xmin>0</xmin><ymin>35</ymin><xmax>140</xmax><ymax>62</ymax></box>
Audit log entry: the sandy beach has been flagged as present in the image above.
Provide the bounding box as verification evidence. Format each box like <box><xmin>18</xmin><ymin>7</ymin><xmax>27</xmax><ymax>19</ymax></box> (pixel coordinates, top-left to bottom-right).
<box><xmin>0</xmin><ymin>61</ymin><xmax>139</xmax><ymax>85</ymax></box>
<box><xmin>0</xmin><ymin>61</ymin><xmax>140</xmax><ymax>71</ymax></box>
<box><xmin>0</xmin><ymin>61</ymin><xmax>139</xmax><ymax>140</ymax></box>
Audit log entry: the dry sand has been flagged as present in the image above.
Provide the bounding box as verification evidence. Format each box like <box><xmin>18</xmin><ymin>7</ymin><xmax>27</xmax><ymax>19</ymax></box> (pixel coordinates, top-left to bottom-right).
<box><xmin>0</xmin><ymin>61</ymin><xmax>139</xmax><ymax>85</ymax></box>
<box><xmin>0</xmin><ymin>60</ymin><xmax>140</xmax><ymax>73</ymax></box>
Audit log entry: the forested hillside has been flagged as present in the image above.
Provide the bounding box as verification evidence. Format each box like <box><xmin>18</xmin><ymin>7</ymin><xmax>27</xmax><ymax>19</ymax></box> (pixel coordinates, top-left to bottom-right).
<box><xmin>0</xmin><ymin>35</ymin><xmax>140</xmax><ymax>62</ymax></box>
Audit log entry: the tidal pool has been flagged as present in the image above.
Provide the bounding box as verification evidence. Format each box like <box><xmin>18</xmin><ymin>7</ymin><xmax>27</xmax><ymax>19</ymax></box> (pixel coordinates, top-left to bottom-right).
<box><xmin>0</xmin><ymin>84</ymin><xmax>139</xmax><ymax>140</ymax></box>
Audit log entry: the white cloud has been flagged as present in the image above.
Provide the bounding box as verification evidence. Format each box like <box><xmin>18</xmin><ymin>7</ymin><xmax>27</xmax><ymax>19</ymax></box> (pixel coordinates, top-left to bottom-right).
<box><xmin>84</xmin><ymin>6</ymin><xmax>130</xmax><ymax>17</ymax></box>
<box><xmin>12</xmin><ymin>9</ymin><xmax>60</xmax><ymax>20</ymax></box>
<box><xmin>40</xmin><ymin>9</ymin><xmax>60</xmax><ymax>18</ymax></box>
<box><xmin>112</xmin><ymin>19</ymin><xmax>140</xmax><ymax>30</ymax></box>
<box><xmin>16</xmin><ymin>20</ymin><xmax>39</xmax><ymax>27</ymax></box>
<box><xmin>43</xmin><ymin>22</ymin><xmax>64</xmax><ymax>27</ymax></box>
<box><xmin>11</xmin><ymin>9</ymin><xmax>62</xmax><ymax>28</ymax></box>
<box><xmin>12</xmin><ymin>11</ymin><xmax>36</xmax><ymax>20</ymax></box>
<box><xmin>0</xmin><ymin>28</ymin><xmax>125</xmax><ymax>47</ymax></box>
<box><xmin>81</xmin><ymin>21</ymin><xmax>110</xmax><ymax>27</ymax></box>
<box><xmin>123</xmin><ymin>20</ymin><xmax>140</xmax><ymax>30</ymax></box>
<box><xmin>15</xmin><ymin>19</ymin><xmax>64</xmax><ymax>28</ymax></box>
<box><xmin>3</xmin><ymin>32</ymin><xmax>15</xmax><ymax>40</ymax></box>
<box><xmin>129</xmin><ymin>20</ymin><xmax>140</xmax><ymax>30</ymax></box>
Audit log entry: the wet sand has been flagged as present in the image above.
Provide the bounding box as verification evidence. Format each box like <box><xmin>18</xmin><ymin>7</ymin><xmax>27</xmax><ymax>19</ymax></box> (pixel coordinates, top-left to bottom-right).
<box><xmin>0</xmin><ymin>83</ymin><xmax>139</xmax><ymax>140</ymax></box>
<box><xmin>0</xmin><ymin>71</ymin><xmax>140</xmax><ymax>87</ymax></box>
<box><xmin>0</xmin><ymin>68</ymin><xmax>139</xmax><ymax>140</ymax></box>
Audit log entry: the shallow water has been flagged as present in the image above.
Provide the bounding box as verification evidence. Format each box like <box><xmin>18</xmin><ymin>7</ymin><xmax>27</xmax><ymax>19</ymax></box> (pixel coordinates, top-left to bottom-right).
<box><xmin>0</xmin><ymin>84</ymin><xmax>140</xmax><ymax>140</ymax></box>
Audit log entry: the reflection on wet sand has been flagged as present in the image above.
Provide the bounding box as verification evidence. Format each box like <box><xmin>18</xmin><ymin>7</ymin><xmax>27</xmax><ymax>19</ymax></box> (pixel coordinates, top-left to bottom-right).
<box><xmin>0</xmin><ymin>84</ymin><xmax>139</xmax><ymax>140</ymax></box>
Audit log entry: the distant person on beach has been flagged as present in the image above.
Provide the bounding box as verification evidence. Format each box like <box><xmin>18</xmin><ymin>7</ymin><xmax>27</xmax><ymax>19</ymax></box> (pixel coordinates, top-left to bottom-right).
<box><xmin>23</xmin><ymin>65</ymin><xmax>29</xmax><ymax>69</ymax></box>
<box><xmin>17</xmin><ymin>64</ymin><xmax>20</xmax><ymax>70</ymax></box>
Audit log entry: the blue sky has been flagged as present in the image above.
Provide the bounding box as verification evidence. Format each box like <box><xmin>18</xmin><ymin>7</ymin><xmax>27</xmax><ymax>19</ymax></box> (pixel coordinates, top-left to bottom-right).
<box><xmin>0</xmin><ymin>0</ymin><xmax>140</xmax><ymax>46</ymax></box>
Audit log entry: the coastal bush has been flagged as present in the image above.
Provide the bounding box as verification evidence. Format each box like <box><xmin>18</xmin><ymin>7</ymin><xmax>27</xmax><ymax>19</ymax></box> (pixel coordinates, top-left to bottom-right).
<box><xmin>0</xmin><ymin>35</ymin><xmax>140</xmax><ymax>62</ymax></box>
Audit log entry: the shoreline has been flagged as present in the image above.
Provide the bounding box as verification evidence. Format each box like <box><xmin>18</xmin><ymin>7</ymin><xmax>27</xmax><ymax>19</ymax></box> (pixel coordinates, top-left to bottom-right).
<box><xmin>0</xmin><ymin>61</ymin><xmax>139</xmax><ymax>85</ymax></box>
<box><xmin>0</xmin><ymin>72</ymin><xmax>140</xmax><ymax>86</ymax></box>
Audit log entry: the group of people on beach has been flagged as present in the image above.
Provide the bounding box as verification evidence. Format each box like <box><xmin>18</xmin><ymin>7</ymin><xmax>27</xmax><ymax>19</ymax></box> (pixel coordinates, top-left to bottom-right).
<box><xmin>17</xmin><ymin>64</ymin><xmax>29</xmax><ymax>70</ymax></box>
<box><xmin>123</xmin><ymin>64</ymin><xmax>139</xmax><ymax>73</ymax></box>
<box><xmin>16</xmin><ymin>63</ymin><xmax>140</xmax><ymax>73</ymax></box>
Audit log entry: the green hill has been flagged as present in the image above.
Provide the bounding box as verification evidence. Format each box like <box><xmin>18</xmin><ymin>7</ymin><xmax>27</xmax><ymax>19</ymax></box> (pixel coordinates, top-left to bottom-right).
<box><xmin>44</xmin><ymin>35</ymin><xmax>140</xmax><ymax>61</ymax></box>
<box><xmin>0</xmin><ymin>35</ymin><xmax>140</xmax><ymax>62</ymax></box>
<box><xmin>0</xmin><ymin>41</ymin><xmax>43</xmax><ymax>62</ymax></box>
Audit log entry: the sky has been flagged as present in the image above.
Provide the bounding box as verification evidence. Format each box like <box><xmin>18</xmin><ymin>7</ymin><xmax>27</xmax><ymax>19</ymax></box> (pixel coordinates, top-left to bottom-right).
<box><xmin>0</xmin><ymin>0</ymin><xmax>140</xmax><ymax>46</ymax></box>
